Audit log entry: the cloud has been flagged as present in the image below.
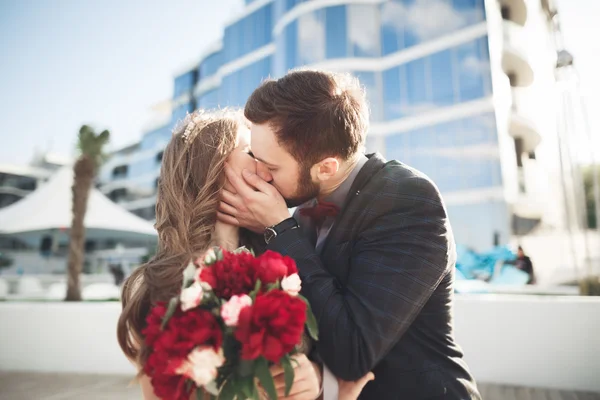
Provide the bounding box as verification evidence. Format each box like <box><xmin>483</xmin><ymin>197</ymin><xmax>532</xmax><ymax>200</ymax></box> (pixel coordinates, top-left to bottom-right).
<box><xmin>462</xmin><ymin>55</ymin><xmax>491</xmax><ymax>75</ymax></box>
<box><xmin>298</xmin><ymin>11</ymin><xmax>325</xmax><ymax>64</ymax></box>
<box><xmin>348</xmin><ymin>5</ymin><xmax>380</xmax><ymax>55</ymax></box>
<box><xmin>381</xmin><ymin>0</ymin><xmax>484</xmax><ymax>41</ymax></box>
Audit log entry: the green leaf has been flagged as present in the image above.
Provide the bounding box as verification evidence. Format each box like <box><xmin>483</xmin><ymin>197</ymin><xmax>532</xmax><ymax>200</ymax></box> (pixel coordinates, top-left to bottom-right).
<box><xmin>205</xmin><ymin>381</ymin><xmax>220</xmax><ymax>396</ymax></box>
<box><xmin>218</xmin><ymin>378</ymin><xmax>237</xmax><ymax>400</ymax></box>
<box><xmin>182</xmin><ymin>261</ymin><xmax>197</xmax><ymax>289</ymax></box>
<box><xmin>281</xmin><ymin>355</ymin><xmax>295</xmax><ymax>397</ymax></box>
<box><xmin>249</xmin><ymin>279</ymin><xmax>262</xmax><ymax>301</ymax></box>
<box><xmin>161</xmin><ymin>297</ymin><xmax>179</xmax><ymax>330</ymax></box>
<box><xmin>238</xmin><ymin>359</ymin><xmax>255</xmax><ymax>378</ymax></box>
<box><xmin>233</xmin><ymin>246</ymin><xmax>250</xmax><ymax>255</ymax></box>
<box><xmin>298</xmin><ymin>294</ymin><xmax>319</xmax><ymax>341</ymax></box>
<box><xmin>266</xmin><ymin>281</ymin><xmax>280</xmax><ymax>292</ymax></box>
<box><xmin>215</xmin><ymin>247</ymin><xmax>224</xmax><ymax>261</ymax></box>
<box><xmin>255</xmin><ymin>357</ymin><xmax>277</xmax><ymax>400</ymax></box>
<box><xmin>197</xmin><ymin>389</ymin><xmax>210</xmax><ymax>400</ymax></box>
<box><xmin>240</xmin><ymin>376</ymin><xmax>255</xmax><ymax>398</ymax></box>
<box><xmin>249</xmin><ymin>382</ymin><xmax>260</xmax><ymax>400</ymax></box>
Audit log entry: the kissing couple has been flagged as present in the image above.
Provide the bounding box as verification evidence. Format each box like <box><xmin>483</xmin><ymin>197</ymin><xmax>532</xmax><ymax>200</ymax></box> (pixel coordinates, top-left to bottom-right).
<box><xmin>118</xmin><ymin>69</ymin><xmax>481</xmax><ymax>400</ymax></box>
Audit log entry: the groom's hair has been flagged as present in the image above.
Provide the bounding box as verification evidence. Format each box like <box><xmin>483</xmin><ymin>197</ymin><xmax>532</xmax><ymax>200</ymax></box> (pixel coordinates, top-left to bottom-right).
<box><xmin>245</xmin><ymin>69</ymin><xmax>369</xmax><ymax>167</ymax></box>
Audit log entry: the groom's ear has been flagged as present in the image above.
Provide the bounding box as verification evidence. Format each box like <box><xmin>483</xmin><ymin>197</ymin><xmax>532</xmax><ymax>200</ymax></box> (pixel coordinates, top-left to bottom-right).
<box><xmin>313</xmin><ymin>157</ymin><xmax>339</xmax><ymax>182</ymax></box>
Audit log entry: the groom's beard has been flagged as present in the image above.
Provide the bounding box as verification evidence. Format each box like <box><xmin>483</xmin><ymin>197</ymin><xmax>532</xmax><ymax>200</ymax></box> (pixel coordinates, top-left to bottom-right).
<box><xmin>284</xmin><ymin>165</ymin><xmax>320</xmax><ymax>208</ymax></box>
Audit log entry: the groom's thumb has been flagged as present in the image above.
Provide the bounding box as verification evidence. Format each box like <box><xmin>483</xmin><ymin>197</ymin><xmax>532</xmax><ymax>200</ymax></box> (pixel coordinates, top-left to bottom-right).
<box><xmin>362</xmin><ymin>372</ymin><xmax>375</xmax><ymax>383</ymax></box>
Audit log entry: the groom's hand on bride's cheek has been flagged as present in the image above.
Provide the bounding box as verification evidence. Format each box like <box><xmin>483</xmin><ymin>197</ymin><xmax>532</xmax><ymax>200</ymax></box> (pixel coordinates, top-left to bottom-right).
<box><xmin>269</xmin><ymin>354</ymin><xmax>322</xmax><ymax>400</ymax></box>
<box><xmin>220</xmin><ymin>163</ymin><xmax>290</xmax><ymax>230</ymax></box>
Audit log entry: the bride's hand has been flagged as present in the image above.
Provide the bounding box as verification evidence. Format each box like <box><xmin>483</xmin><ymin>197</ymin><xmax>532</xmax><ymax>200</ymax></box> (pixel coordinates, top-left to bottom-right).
<box><xmin>337</xmin><ymin>372</ymin><xmax>374</xmax><ymax>400</ymax></box>
<box><xmin>270</xmin><ymin>354</ymin><xmax>321</xmax><ymax>400</ymax></box>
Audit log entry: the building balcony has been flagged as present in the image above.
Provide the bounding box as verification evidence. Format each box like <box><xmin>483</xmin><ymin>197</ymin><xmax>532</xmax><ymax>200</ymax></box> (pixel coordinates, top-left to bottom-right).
<box><xmin>502</xmin><ymin>20</ymin><xmax>534</xmax><ymax>87</ymax></box>
<box><xmin>512</xmin><ymin>166</ymin><xmax>544</xmax><ymax>220</ymax></box>
<box><xmin>509</xmin><ymin>105</ymin><xmax>541</xmax><ymax>154</ymax></box>
<box><xmin>500</xmin><ymin>0</ymin><xmax>528</xmax><ymax>26</ymax></box>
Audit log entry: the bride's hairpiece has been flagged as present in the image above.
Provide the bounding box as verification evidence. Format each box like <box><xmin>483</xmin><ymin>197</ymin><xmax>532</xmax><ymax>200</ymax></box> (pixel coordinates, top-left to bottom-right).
<box><xmin>181</xmin><ymin>111</ymin><xmax>206</xmax><ymax>144</ymax></box>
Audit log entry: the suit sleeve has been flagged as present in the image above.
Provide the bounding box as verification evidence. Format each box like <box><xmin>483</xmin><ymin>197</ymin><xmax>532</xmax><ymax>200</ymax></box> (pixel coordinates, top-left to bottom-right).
<box><xmin>267</xmin><ymin>175</ymin><xmax>453</xmax><ymax>381</ymax></box>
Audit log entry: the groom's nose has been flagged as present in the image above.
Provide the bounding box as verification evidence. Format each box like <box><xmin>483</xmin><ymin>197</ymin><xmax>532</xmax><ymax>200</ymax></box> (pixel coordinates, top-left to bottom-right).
<box><xmin>256</xmin><ymin>162</ymin><xmax>273</xmax><ymax>183</ymax></box>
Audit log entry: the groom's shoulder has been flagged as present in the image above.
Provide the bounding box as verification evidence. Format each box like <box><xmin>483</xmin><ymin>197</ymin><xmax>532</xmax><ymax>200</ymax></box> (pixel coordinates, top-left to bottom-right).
<box><xmin>367</xmin><ymin>157</ymin><xmax>442</xmax><ymax>201</ymax></box>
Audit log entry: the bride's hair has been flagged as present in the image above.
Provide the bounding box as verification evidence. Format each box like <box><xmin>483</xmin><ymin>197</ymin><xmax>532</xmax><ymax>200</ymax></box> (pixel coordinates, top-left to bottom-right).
<box><xmin>116</xmin><ymin>109</ymin><xmax>253</xmax><ymax>371</ymax></box>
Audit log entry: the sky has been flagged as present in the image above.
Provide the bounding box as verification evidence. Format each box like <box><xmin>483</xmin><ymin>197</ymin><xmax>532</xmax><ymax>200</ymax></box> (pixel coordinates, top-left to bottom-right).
<box><xmin>0</xmin><ymin>0</ymin><xmax>598</xmax><ymax>165</ymax></box>
<box><xmin>0</xmin><ymin>0</ymin><xmax>243</xmax><ymax>164</ymax></box>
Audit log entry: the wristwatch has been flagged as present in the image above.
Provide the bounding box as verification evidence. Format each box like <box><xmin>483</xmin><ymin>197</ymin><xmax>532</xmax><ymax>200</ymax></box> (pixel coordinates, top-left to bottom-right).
<box><xmin>264</xmin><ymin>217</ymin><xmax>299</xmax><ymax>244</ymax></box>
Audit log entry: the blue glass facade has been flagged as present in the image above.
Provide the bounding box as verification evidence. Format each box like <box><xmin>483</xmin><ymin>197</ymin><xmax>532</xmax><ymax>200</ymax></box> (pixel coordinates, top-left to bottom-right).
<box><xmin>385</xmin><ymin>112</ymin><xmax>501</xmax><ymax>193</ymax></box>
<box><xmin>223</xmin><ymin>3</ymin><xmax>273</xmax><ymax>63</ymax></box>
<box><xmin>102</xmin><ymin>0</ymin><xmax>513</xmax><ymax>249</ymax></box>
<box><xmin>199</xmin><ymin>51</ymin><xmax>222</xmax><ymax>79</ymax></box>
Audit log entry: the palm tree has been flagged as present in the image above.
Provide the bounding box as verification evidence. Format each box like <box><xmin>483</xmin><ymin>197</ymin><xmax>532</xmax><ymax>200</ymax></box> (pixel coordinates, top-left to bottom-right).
<box><xmin>65</xmin><ymin>125</ymin><xmax>110</xmax><ymax>301</ymax></box>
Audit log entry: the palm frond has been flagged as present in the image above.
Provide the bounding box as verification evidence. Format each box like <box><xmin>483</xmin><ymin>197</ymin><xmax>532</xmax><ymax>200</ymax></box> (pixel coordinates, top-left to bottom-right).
<box><xmin>76</xmin><ymin>125</ymin><xmax>111</xmax><ymax>169</ymax></box>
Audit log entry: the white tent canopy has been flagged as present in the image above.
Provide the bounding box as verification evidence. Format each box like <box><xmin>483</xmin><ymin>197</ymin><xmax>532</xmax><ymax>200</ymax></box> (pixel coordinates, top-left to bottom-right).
<box><xmin>0</xmin><ymin>167</ymin><xmax>157</xmax><ymax>243</ymax></box>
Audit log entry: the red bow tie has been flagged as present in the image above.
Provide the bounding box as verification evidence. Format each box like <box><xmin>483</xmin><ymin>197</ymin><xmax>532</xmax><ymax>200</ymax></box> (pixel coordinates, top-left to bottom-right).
<box><xmin>299</xmin><ymin>201</ymin><xmax>340</xmax><ymax>226</ymax></box>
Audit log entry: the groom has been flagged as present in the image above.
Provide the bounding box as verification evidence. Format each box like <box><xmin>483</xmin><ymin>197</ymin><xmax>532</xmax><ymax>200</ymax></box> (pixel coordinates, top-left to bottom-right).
<box><xmin>219</xmin><ymin>69</ymin><xmax>481</xmax><ymax>399</ymax></box>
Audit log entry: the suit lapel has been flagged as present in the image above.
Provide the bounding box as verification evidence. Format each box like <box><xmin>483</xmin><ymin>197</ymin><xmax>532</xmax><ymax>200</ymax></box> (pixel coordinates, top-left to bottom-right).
<box><xmin>319</xmin><ymin>153</ymin><xmax>387</xmax><ymax>254</ymax></box>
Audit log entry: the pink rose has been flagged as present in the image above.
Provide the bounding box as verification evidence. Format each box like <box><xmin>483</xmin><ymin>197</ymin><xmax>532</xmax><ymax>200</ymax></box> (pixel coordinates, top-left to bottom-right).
<box><xmin>176</xmin><ymin>346</ymin><xmax>224</xmax><ymax>387</ymax></box>
<box><xmin>281</xmin><ymin>273</ymin><xmax>302</xmax><ymax>296</ymax></box>
<box><xmin>221</xmin><ymin>294</ymin><xmax>252</xmax><ymax>327</ymax></box>
<box><xmin>180</xmin><ymin>282</ymin><xmax>203</xmax><ymax>311</ymax></box>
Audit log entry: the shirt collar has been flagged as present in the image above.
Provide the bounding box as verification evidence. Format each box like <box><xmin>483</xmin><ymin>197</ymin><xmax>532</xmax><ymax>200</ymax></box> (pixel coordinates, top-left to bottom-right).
<box><xmin>320</xmin><ymin>154</ymin><xmax>368</xmax><ymax>208</ymax></box>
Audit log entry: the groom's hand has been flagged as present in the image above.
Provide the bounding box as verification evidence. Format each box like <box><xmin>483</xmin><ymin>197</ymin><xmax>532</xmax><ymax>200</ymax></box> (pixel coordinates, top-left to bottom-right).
<box><xmin>218</xmin><ymin>163</ymin><xmax>290</xmax><ymax>233</ymax></box>
<box><xmin>270</xmin><ymin>354</ymin><xmax>322</xmax><ymax>400</ymax></box>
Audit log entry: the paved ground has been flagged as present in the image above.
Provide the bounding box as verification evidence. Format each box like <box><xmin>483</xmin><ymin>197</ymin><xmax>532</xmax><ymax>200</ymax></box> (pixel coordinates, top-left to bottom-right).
<box><xmin>1</xmin><ymin>372</ymin><xmax>599</xmax><ymax>400</ymax></box>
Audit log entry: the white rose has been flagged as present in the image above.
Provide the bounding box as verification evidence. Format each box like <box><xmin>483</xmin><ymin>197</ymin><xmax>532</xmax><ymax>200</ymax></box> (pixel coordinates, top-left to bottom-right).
<box><xmin>180</xmin><ymin>282</ymin><xmax>203</xmax><ymax>311</ymax></box>
<box><xmin>281</xmin><ymin>273</ymin><xmax>302</xmax><ymax>296</ymax></box>
<box><xmin>221</xmin><ymin>294</ymin><xmax>252</xmax><ymax>327</ymax></box>
<box><xmin>176</xmin><ymin>346</ymin><xmax>225</xmax><ymax>387</ymax></box>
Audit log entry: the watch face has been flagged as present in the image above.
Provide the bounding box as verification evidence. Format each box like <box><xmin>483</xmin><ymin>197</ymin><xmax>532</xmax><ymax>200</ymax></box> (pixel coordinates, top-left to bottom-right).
<box><xmin>264</xmin><ymin>228</ymin><xmax>277</xmax><ymax>244</ymax></box>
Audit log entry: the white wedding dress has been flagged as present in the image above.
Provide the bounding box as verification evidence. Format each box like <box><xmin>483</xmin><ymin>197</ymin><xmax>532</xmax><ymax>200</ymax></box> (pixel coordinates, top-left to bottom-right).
<box><xmin>322</xmin><ymin>365</ymin><xmax>339</xmax><ymax>400</ymax></box>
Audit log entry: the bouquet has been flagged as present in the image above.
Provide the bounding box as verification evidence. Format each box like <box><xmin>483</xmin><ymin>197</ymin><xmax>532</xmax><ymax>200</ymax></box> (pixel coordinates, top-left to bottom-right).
<box><xmin>143</xmin><ymin>247</ymin><xmax>319</xmax><ymax>400</ymax></box>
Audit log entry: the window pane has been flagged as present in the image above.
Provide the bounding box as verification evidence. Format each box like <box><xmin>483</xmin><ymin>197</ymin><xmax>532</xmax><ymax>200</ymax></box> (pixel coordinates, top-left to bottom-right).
<box><xmin>141</xmin><ymin>125</ymin><xmax>170</xmax><ymax>150</ymax></box>
<box><xmin>173</xmin><ymin>71</ymin><xmax>196</xmax><ymax>99</ymax></box>
<box><xmin>348</xmin><ymin>5</ymin><xmax>380</xmax><ymax>57</ymax></box>
<box><xmin>325</xmin><ymin>6</ymin><xmax>347</xmax><ymax>59</ymax></box>
<box><xmin>223</xmin><ymin>4</ymin><xmax>273</xmax><ymax>62</ymax></box>
<box><xmin>382</xmin><ymin>67</ymin><xmax>402</xmax><ymax>120</ymax></box>
<box><xmin>405</xmin><ymin>58</ymin><xmax>431</xmax><ymax>115</ymax></box>
<box><xmin>353</xmin><ymin>71</ymin><xmax>382</xmax><ymax>122</ymax></box>
<box><xmin>430</xmin><ymin>50</ymin><xmax>455</xmax><ymax>106</ymax></box>
<box><xmin>298</xmin><ymin>10</ymin><xmax>326</xmax><ymax>65</ymax></box>
<box><xmin>447</xmin><ymin>201</ymin><xmax>509</xmax><ymax>251</ymax></box>
<box><xmin>380</xmin><ymin>0</ymin><xmax>486</xmax><ymax>55</ymax></box>
<box><xmin>385</xmin><ymin>133</ymin><xmax>410</xmax><ymax>164</ymax></box>
<box><xmin>455</xmin><ymin>36</ymin><xmax>492</xmax><ymax>101</ymax></box>
<box><xmin>380</xmin><ymin>1</ymin><xmax>403</xmax><ymax>54</ymax></box>
<box><xmin>200</xmin><ymin>51</ymin><xmax>222</xmax><ymax>78</ymax></box>
<box><xmin>198</xmin><ymin>89</ymin><xmax>219</xmax><ymax>110</ymax></box>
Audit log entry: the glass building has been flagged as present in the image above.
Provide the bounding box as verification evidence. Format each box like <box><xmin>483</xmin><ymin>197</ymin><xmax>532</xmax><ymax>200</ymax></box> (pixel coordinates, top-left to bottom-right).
<box><xmin>100</xmin><ymin>0</ymin><xmax>563</xmax><ymax>252</ymax></box>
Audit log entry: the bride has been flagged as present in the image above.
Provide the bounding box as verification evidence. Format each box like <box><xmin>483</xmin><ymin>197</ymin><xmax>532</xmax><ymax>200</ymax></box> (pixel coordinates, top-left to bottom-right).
<box><xmin>117</xmin><ymin>109</ymin><xmax>373</xmax><ymax>400</ymax></box>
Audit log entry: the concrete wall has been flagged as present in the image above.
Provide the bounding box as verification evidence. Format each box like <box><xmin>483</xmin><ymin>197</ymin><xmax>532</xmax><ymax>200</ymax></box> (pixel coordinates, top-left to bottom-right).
<box><xmin>0</xmin><ymin>295</ymin><xmax>599</xmax><ymax>392</ymax></box>
<box><xmin>454</xmin><ymin>295</ymin><xmax>600</xmax><ymax>392</ymax></box>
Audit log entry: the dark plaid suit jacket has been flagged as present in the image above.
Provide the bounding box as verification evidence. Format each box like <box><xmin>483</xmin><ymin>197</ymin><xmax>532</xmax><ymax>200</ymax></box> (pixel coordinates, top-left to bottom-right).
<box><xmin>266</xmin><ymin>153</ymin><xmax>481</xmax><ymax>399</ymax></box>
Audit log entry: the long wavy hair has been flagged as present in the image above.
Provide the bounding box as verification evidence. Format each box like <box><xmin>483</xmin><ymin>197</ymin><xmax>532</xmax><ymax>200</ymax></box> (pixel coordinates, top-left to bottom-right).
<box><xmin>117</xmin><ymin>109</ymin><xmax>260</xmax><ymax>371</ymax></box>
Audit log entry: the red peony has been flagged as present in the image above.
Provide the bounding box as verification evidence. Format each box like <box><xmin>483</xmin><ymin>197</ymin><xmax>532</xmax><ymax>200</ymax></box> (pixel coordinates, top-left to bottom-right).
<box><xmin>142</xmin><ymin>305</ymin><xmax>223</xmax><ymax>400</ymax></box>
<box><xmin>234</xmin><ymin>289</ymin><xmax>307</xmax><ymax>363</ymax></box>
<box><xmin>254</xmin><ymin>251</ymin><xmax>298</xmax><ymax>285</ymax></box>
<box><xmin>199</xmin><ymin>251</ymin><xmax>258</xmax><ymax>299</ymax></box>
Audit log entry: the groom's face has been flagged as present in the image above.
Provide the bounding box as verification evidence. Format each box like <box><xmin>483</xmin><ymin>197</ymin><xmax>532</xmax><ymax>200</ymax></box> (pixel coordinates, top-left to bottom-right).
<box><xmin>250</xmin><ymin>123</ymin><xmax>320</xmax><ymax>207</ymax></box>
